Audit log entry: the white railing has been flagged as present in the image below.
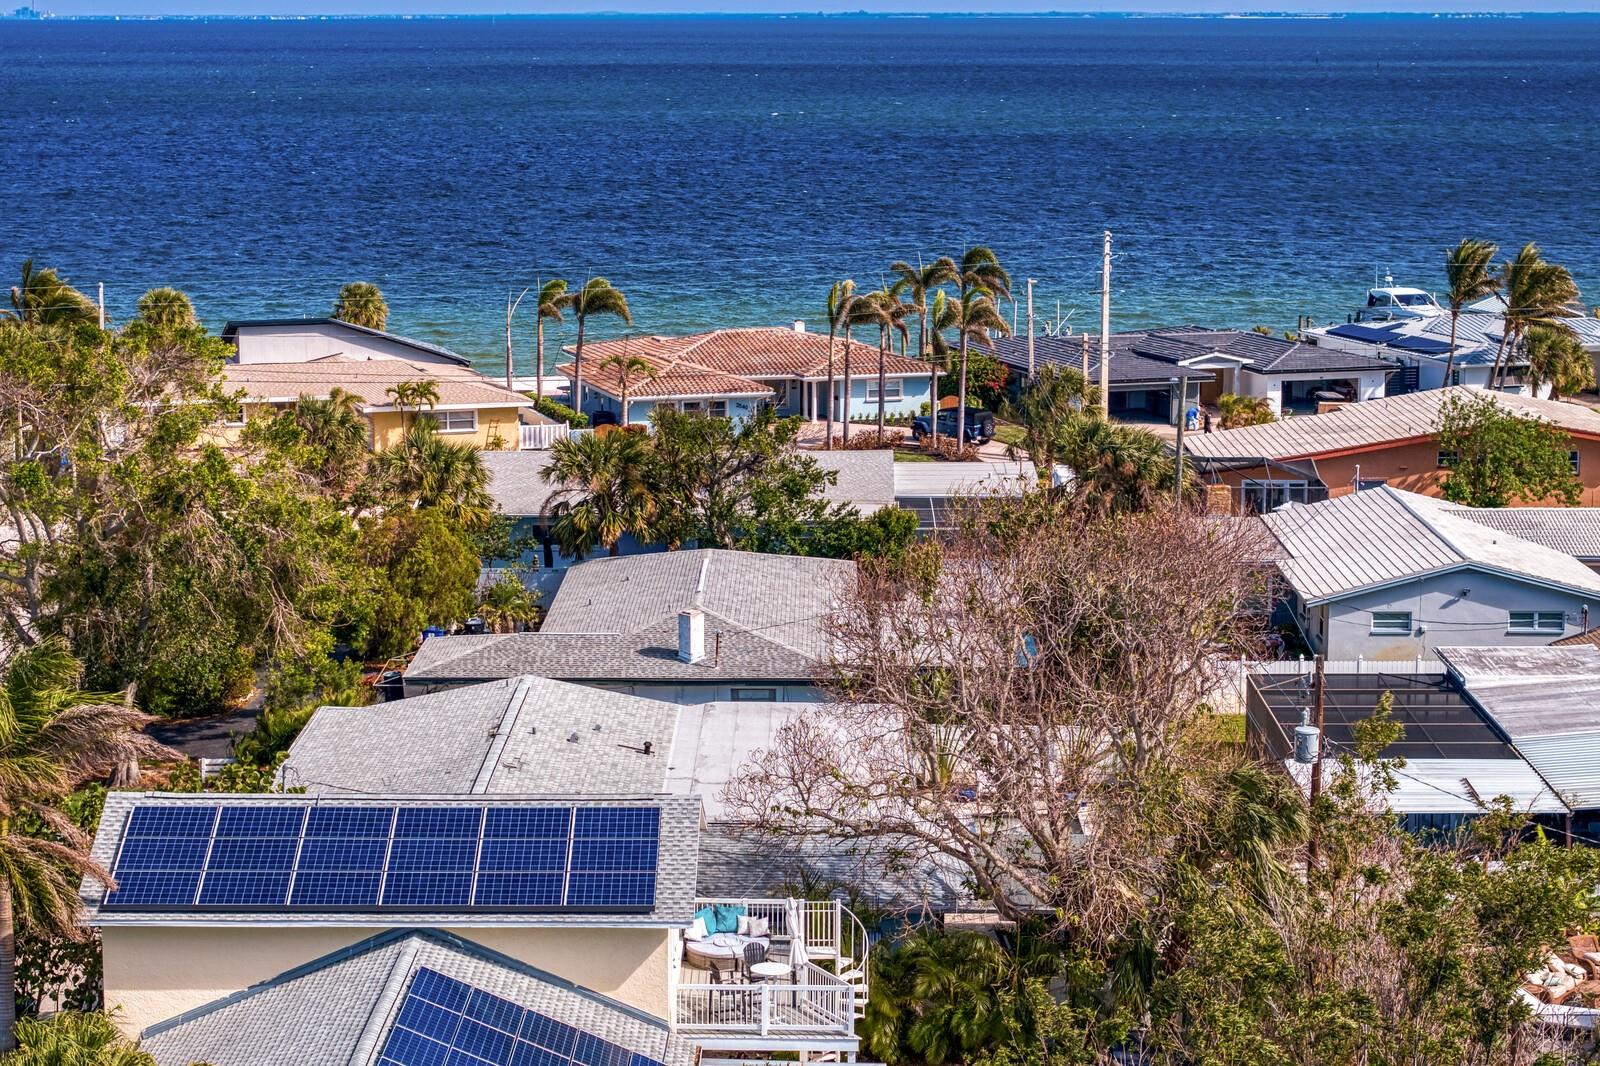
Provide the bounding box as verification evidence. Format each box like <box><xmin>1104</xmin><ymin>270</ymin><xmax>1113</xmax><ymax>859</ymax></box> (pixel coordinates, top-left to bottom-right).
<box><xmin>674</xmin><ymin>969</ymin><xmax>855</xmax><ymax>1036</ymax></box>
<box><xmin>1253</xmin><ymin>656</ymin><xmax>1445</xmax><ymax>677</ymax></box>
<box><xmin>519</xmin><ymin>422</ymin><xmax>570</xmax><ymax>450</ymax></box>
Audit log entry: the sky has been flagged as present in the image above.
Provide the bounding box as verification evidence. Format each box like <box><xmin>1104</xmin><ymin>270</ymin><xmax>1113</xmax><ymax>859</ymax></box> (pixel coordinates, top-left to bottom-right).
<box><xmin>10</xmin><ymin>1</ymin><xmax>1600</xmax><ymax>13</ymax></box>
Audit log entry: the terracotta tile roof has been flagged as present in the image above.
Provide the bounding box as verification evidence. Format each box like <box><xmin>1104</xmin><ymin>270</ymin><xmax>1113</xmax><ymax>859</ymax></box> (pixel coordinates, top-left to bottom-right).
<box><xmin>562</xmin><ymin>327</ymin><xmax>933</xmax><ymax>401</ymax></box>
<box><xmin>221</xmin><ymin>357</ymin><xmax>532</xmax><ymax>410</ymax></box>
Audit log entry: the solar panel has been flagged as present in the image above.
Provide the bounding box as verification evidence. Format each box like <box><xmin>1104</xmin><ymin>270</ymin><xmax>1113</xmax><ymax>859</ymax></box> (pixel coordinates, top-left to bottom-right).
<box><xmin>377</xmin><ymin>968</ymin><xmax>667</xmax><ymax>1066</ymax></box>
<box><xmin>103</xmin><ymin>803</ymin><xmax>661</xmax><ymax>914</ymax></box>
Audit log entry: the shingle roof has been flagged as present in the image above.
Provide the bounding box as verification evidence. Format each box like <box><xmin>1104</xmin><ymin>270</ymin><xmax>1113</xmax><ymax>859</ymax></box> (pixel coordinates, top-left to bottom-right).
<box><xmin>1445</xmin><ymin>506</ymin><xmax>1600</xmax><ymax>560</ymax></box>
<box><xmin>82</xmin><ymin>792</ymin><xmax>701</xmax><ymax>927</ymax></box>
<box><xmin>983</xmin><ymin>334</ymin><xmax>1217</xmax><ymax>385</ymax></box>
<box><xmin>1184</xmin><ymin>386</ymin><xmax>1600</xmax><ymax>461</ymax></box>
<box><xmin>986</xmin><ymin>327</ymin><xmax>1391</xmax><ymax>380</ymax></box>
<box><xmin>221</xmin><ymin>356</ymin><xmax>532</xmax><ymax>409</ymax></box>
<box><xmin>139</xmin><ymin>928</ymin><xmax>691</xmax><ymax>1066</ymax></box>
<box><xmin>696</xmin><ymin>827</ymin><xmax>972</xmax><ymax>912</ymax></box>
<box><xmin>282</xmin><ymin>677</ymin><xmax>679</xmax><ymax>797</ymax></box>
<box><xmin>221</xmin><ymin>318</ymin><xmax>471</xmax><ymax>366</ymax></box>
<box><xmin>561</xmin><ymin>327</ymin><xmax>931</xmax><ymax>402</ymax></box>
<box><xmin>1261</xmin><ymin>486</ymin><xmax>1600</xmax><ymax>604</ymax></box>
<box><xmin>481</xmin><ymin>449</ymin><xmax>560</xmax><ymax>516</ymax></box>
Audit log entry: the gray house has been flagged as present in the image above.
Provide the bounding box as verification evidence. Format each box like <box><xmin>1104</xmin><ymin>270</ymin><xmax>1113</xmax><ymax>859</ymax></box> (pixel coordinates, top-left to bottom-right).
<box><xmin>405</xmin><ymin>549</ymin><xmax>853</xmax><ymax>703</ymax></box>
<box><xmin>1262</xmin><ymin>487</ymin><xmax>1600</xmax><ymax>659</ymax></box>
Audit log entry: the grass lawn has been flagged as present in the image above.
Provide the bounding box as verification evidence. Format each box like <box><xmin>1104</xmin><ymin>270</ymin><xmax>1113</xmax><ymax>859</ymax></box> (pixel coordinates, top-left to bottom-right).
<box><xmin>992</xmin><ymin>422</ymin><xmax>1026</xmax><ymax>446</ymax></box>
<box><xmin>894</xmin><ymin>449</ymin><xmax>935</xmax><ymax>463</ymax></box>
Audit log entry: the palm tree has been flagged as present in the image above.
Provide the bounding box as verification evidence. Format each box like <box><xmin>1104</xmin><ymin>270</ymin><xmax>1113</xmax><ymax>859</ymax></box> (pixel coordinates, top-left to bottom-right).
<box><xmin>1002</xmin><ymin>365</ymin><xmax>1096</xmax><ymax>483</ymax></box>
<box><xmin>135</xmin><ymin>287</ymin><xmax>197</xmax><ymax>333</ymax></box>
<box><xmin>0</xmin><ymin>637</ymin><xmax>174</xmax><ymax>1050</ymax></box>
<box><xmin>533</xmin><ymin>278</ymin><xmax>569</xmax><ymax>405</ymax></box>
<box><xmin>952</xmin><ymin>288</ymin><xmax>1011</xmax><ymax>443</ymax></box>
<box><xmin>1491</xmin><ymin>243</ymin><xmax>1580</xmax><ymax>390</ymax></box>
<box><xmin>540</xmin><ymin>430</ymin><xmax>658</xmax><ymax>559</ymax></box>
<box><xmin>825</xmin><ymin>280</ymin><xmax>856</xmax><ymax>448</ymax></box>
<box><xmin>561</xmin><ymin>278</ymin><xmax>632</xmax><ymax>419</ymax></box>
<box><xmin>385</xmin><ymin>379</ymin><xmax>441</xmax><ymax>431</ymax></box>
<box><xmin>890</xmin><ymin>257</ymin><xmax>959</xmax><ymax>441</ymax></box>
<box><xmin>1057</xmin><ymin>415</ymin><xmax>1176</xmax><ymax>516</ymax></box>
<box><xmin>1442</xmin><ymin>239</ymin><xmax>1499</xmax><ymax>388</ymax></box>
<box><xmin>476</xmin><ymin>574</ymin><xmax>540</xmax><ymax>633</ymax></box>
<box><xmin>851</xmin><ymin>289</ymin><xmax>911</xmax><ymax>435</ymax></box>
<box><xmin>1524</xmin><ymin>325</ymin><xmax>1596</xmax><ymax>400</ymax></box>
<box><xmin>7</xmin><ymin>1011</ymin><xmax>157</xmax><ymax>1065</ymax></box>
<box><xmin>370</xmin><ymin>421</ymin><xmax>493</xmax><ymax>529</ymax></box>
<box><xmin>925</xmin><ymin>289</ymin><xmax>959</xmax><ymax>447</ymax></box>
<box><xmin>954</xmin><ymin>248</ymin><xmax>1012</xmax><ymax>443</ymax></box>
<box><xmin>597</xmin><ymin>351</ymin><xmax>659</xmax><ymax>425</ymax></box>
<box><xmin>4</xmin><ymin>260</ymin><xmax>98</xmax><ymax>327</ymax></box>
<box><xmin>293</xmin><ymin>387</ymin><xmax>369</xmax><ymax>489</ymax></box>
<box><xmin>332</xmin><ymin>282</ymin><xmax>388</xmax><ymax>331</ymax></box>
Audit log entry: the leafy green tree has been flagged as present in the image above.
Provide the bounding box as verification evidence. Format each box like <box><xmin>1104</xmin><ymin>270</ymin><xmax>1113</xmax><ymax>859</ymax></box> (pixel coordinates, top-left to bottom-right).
<box><xmin>744</xmin><ymin>502</ymin><xmax>919</xmax><ymax>561</ymax></box>
<box><xmin>1442</xmin><ymin>238</ymin><xmax>1500</xmax><ymax>386</ymax></box>
<box><xmin>360</xmin><ymin>509</ymin><xmax>479</xmax><ymax>659</ymax></box>
<box><xmin>532</xmin><ymin>278</ymin><xmax>568</xmax><ymax>404</ymax></box>
<box><xmin>1217</xmin><ymin>392</ymin><xmax>1275</xmax><ymax>428</ymax></box>
<box><xmin>369</xmin><ymin>420</ymin><xmax>493</xmax><ymax>530</ymax></box>
<box><xmin>4</xmin><ymin>1011</ymin><xmax>156</xmax><ymax>1065</ymax></box>
<box><xmin>541</xmin><ymin>430</ymin><xmax>659</xmax><ymax>559</ymax></box>
<box><xmin>332</xmin><ymin>281</ymin><xmax>388</xmax><ymax>331</ymax></box>
<box><xmin>0</xmin><ymin>638</ymin><xmax>172</xmax><ymax>1049</ymax></box>
<box><xmin>649</xmin><ymin>407</ymin><xmax>833</xmax><ymax>549</ymax></box>
<box><xmin>1056</xmin><ymin>416</ymin><xmax>1179</xmax><ymax>515</ymax></box>
<box><xmin>245</xmin><ymin>387</ymin><xmax>370</xmax><ymax>494</ymax></box>
<box><xmin>937</xmin><ymin>348</ymin><xmax>1009</xmax><ymax>413</ymax></box>
<box><xmin>1524</xmin><ymin>324</ymin><xmax>1596</xmax><ymax>399</ymax></box>
<box><xmin>1436</xmin><ymin>391</ymin><xmax>1581</xmax><ymax>506</ymax></box>
<box><xmin>3</xmin><ymin>261</ymin><xmax>97</xmax><ymax>327</ymax></box>
<box><xmin>134</xmin><ymin>287</ymin><xmax>197</xmax><ymax>334</ymax></box>
<box><xmin>1491</xmin><ymin>243</ymin><xmax>1579</xmax><ymax>389</ymax></box>
<box><xmin>561</xmin><ymin>278</ymin><xmax>631</xmax><ymax>417</ymax></box>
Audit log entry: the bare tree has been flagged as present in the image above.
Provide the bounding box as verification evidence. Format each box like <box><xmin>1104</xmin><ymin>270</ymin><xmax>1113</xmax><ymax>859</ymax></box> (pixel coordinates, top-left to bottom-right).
<box><xmin>725</xmin><ymin>495</ymin><xmax>1269</xmax><ymax>947</ymax></box>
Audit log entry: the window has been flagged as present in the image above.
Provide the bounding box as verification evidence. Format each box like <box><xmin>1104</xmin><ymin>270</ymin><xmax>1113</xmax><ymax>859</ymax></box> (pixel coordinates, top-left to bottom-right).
<box><xmin>1571</xmin><ymin>450</ymin><xmax>1581</xmax><ymax>475</ymax></box>
<box><xmin>1370</xmin><ymin>611</ymin><xmax>1412</xmax><ymax>635</ymax></box>
<box><xmin>730</xmin><ymin>687</ymin><xmax>778</xmax><ymax>702</ymax></box>
<box><xmin>430</xmin><ymin>410</ymin><xmax>477</xmax><ymax>433</ymax></box>
<box><xmin>1437</xmin><ymin>451</ymin><xmax>1457</xmax><ymax>469</ymax></box>
<box><xmin>1508</xmin><ymin>611</ymin><xmax>1565</xmax><ymax>634</ymax></box>
<box><xmin>866</xmin><ymin>380</ymin><xmax>903</xmax><ymax>403</ymax></box>
<box><xmin>709</xmin><ymin>400</ymin><xmax>728</xmax><ymax>418</ymax></box>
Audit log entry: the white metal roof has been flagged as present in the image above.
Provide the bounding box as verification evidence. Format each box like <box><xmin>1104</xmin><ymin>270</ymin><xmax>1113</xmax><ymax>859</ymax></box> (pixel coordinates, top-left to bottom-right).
<box><xmin>1284</xmin><ymin>758</ymin><xmax>1567</xmax><ymax>815</ymax></box>
<box><xmin>891</xmin><ymin>461</ymin><xmax>1038</xmax><ymax>497</ymax></box>
<box><xmin>1262</xmin><ymin>487</ymin><xmax>1600</xmax><ymax>604</ymax></box>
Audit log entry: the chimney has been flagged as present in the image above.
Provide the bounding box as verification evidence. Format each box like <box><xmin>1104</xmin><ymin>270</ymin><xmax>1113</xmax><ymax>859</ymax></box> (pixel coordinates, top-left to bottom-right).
<box><xmin>792</xmin><ymin>320</ymin><xmax>806</xmax><ymax>333</ymax></box>
<box><xmin>678</xmin><ymin>608</ymin><xmax>706</xmax><ymax>664</ymax></box>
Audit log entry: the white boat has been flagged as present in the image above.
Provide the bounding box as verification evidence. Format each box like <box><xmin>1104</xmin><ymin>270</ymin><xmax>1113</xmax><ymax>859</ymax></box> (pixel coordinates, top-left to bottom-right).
<box><xmin>1354</xmin><ymin>276</ymin><xmax>1444</xmax><ymax>323</ymax></box>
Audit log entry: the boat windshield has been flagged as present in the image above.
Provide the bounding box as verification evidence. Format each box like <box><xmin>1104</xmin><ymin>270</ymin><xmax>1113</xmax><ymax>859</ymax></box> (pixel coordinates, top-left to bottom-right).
<box><xmin>1395</xmin><ymin>293</ymin><xmax>1437</xmax><ymax>307</ymax></box>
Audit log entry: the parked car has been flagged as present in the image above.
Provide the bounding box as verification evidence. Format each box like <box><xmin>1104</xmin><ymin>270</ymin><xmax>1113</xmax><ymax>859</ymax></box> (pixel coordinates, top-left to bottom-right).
<box><xmin>911</xmin><ymin>408</ymin><xmax>995</xmax><ymax>444</ymax></box>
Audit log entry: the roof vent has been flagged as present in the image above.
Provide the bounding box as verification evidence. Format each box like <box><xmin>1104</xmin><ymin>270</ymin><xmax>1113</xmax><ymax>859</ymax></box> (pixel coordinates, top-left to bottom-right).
<box><xmin>567</xmin><ymin>731</ymin><xmax>579</xmax><ymax>743</ymax></box>
<box><xmin>643</xmin><ymin>740</ymin><xmax>654</xmax><ymax>755</ymax></box>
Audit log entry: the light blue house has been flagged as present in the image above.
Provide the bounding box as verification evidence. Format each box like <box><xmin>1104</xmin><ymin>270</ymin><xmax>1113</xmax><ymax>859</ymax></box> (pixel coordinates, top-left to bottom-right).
<box><xmin>560</xmin><ymin>325</ymin><xmax>933</xmax><ymax>426</ymax></box>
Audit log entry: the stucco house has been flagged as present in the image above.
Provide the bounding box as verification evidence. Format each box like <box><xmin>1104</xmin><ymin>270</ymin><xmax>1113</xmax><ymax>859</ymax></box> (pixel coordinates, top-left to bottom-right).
<box><xmin>222</xmin><ymin>317</ymin><xmax>472</xmax><ymax>367</ymax></box>
<box><xmin>560</xmin><ymin>325</ymin><xmax>934</xmax><ymax>426</ymax></box>
<box><xmin>1261</xmin><ymin>486</ymin><xmax>1600</xmax><ymax>659</ymax></box>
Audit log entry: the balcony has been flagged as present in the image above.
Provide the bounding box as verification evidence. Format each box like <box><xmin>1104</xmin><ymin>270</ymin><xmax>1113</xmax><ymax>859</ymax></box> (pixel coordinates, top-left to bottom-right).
<box><xmin>674</xmin><ymin>898</ymin><xmax>869</xmax><ymax>1050</ymax></box>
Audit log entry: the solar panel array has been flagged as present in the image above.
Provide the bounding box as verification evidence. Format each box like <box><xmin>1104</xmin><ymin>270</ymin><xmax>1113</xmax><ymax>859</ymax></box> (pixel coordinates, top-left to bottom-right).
<box><xmin>379</xmin><ymin>967</ymin><xmax>667</xmax><ymax>1066</ymax></box>
<box><xmin>102</xmin><ymin>804</ymin><xmax>660</xmax><ymax>913</ymax></box>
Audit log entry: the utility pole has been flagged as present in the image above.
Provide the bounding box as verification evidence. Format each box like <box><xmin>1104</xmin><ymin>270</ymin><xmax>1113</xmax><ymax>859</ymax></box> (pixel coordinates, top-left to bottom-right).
<box><xmin>97</xmin><ymin>282</ymin><xmax>105</xmax><ymax>329</ymax></box>
<box><xmin>1026</xmin><ymin>278</ymin><xmax>1036</xmax><ymax>379</ymax></box>
<box><xmin>504</xmin><ymin>287</ymin><xmax>530</xmax><ymax>390</ymax></box>
<box><xmin>1080</xmin><ymin>332</ymin><xmax>1089</xmax><ymax>380</ymax></box>
<box><xmin>1306</xmin><ymin>653</ymin><xmax>1327</xmax><ymax>869</ymax></box>
<box><xmin>1099</xmin><ymin>230</ymin><xmax>1112</xmax><ymax>416</ymax></box>
<box><xmin>1172</xmin><ymin>374</ymin><xmax>1187</xmax><ymax>507</ymax></box>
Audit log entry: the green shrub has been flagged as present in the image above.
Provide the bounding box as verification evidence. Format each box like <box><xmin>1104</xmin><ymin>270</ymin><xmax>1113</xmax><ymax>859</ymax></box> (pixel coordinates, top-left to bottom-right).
<box><xmin>529</xmin><ymin>395</ymin><xmax>588</xmax><ymax>427</ymax></box>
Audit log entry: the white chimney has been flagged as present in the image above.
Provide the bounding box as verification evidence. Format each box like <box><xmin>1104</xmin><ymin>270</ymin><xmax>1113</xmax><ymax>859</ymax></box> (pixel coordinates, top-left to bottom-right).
<box><xmin>678</xmin><ymin>608</ymin><xmax>706</xmax><ymax>664</ymax></box>
<box><xmin>792</xmin><ymin>320</ymin><xmax>806</xmax><ymax>333</ymax></box>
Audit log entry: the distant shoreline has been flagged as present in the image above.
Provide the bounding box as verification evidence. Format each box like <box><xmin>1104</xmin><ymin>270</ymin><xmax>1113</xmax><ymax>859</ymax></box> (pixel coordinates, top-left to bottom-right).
<box><xmin>6</xmin><ymin>10</ymin><xmax>1600</xmax><ymax>20</ymax></box>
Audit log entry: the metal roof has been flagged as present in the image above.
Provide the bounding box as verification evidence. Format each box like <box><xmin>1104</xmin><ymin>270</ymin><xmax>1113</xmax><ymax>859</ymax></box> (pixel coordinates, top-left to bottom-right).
<box><xmin>220</xmin><ymin>318</ymin><xmax>471</xmax><ymax>366</ymax></box>
<box><xmin>664</xmin><ymin>701</ymin><xmax>814</xmax><ymax>820</ymax></box>
<box><xmin>1263</xmin><ymin>487</ymin><xmax>1600</xmax><ymax>605</ymax></box>
<box><xmin>138</xmin><ymin>928</ymin><xmax>690</xmax><ymax>1066</ymax></box>
<box><xmin>1184</xmin><ymin>386</ymin><xmax>1600</xmax><ymax>461</ymax></box>
<box><xmin>1283</xmin><ymin>758</ymin><xmax>1568</xmax><ymax>815</ymax></box>
<box><xmin>1445</xmin><ymin>506</ymin><xmax>1600</xmax><ymax>560</ymax></box>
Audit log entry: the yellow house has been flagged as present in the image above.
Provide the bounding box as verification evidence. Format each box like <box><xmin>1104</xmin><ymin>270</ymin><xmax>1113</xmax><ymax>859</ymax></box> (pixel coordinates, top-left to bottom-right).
<box><xmin>217</xmin><ymin>355</ymin><xmax>540</xmax><ymax>452</ymax></box>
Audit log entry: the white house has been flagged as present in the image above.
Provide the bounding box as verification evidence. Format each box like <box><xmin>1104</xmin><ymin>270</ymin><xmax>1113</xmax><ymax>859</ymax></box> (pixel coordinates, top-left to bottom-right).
<box><xmin>221</xmin><ymin>317</ymin><xmax>471</xmax><ymax>366</ymax></box>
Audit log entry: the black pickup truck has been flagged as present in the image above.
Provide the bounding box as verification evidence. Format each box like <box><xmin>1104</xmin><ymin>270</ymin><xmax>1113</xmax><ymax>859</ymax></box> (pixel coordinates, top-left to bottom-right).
<box><xmin>910</xmin><ymin>407</ymin><xmax>996</xmax><ymax>445</ymax></box>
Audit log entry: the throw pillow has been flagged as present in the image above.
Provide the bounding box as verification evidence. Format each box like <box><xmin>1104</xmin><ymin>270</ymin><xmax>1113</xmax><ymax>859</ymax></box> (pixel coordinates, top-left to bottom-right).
<box><xmin>737</xmin><ymin>916</ymin><xmax>751</xmax><ymax>936</ymax></box>
<box><xmin>747</xmin><ymin>916</ymin><xmax>770</xmax><ymax>939</ymax></box>
<box><xmin>1585</xmin><ymin>951</ymin><xmax>1600</xmax><ymax>965</ymax></box>
<box><xmin>1548</xmin><ymin>954</ymin><xmax>1567</xmax><ymax>974</ymax></box>
<box><xmin>694</xmin><ymin>906</ymin><xmax>717</xmax><ymax>933</ymax></box>
<box><xmin>713</xmin><ymin>903</ymin><xmax>746</xmax><ymax>934</ymax></box>
<box><xmin>685</xmin><ymin>918</ymin><xmax>708</xmax><ymax>942</ymax></box>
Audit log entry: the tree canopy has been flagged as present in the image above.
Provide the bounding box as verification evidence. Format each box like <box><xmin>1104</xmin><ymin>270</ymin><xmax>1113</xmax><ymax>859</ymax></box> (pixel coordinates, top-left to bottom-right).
<box><xmin>1435</xmin><ymin>391</ymin><xmax>1582</xmax><ymax>507</ymax></box>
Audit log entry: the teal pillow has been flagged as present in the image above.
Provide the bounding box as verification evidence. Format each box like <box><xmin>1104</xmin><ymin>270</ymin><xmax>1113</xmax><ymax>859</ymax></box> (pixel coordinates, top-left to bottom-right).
<box><xmin>694</xmin><ymin>906</ymin><xmax>717</xmax><ymax>932</ymax></box>
<box><xmin>713</xmin><ymin>903</ymin><xmax>746</xmax><ymax>933</ymax></box>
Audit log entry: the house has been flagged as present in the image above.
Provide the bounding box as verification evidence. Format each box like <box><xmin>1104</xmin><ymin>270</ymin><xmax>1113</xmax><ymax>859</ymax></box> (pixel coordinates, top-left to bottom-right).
<box><xmin>558</xmin><ymin>325</ymin><xmax>933</xmax><ymax>426</ymax></box>
<box><xmin>216</xmin><ymin>356</ymin><xmax>541</xmax><ymax>452</ymax></box>
<box><xmin>404</xmin><ymin>549</ymin><xmax>852</xmax><ymax>702</ymax></box>
<box><xmin>1182</xmin><ymin>386</ymin><xmax>1600</xmax><ymax>512</ymax></box>
<box><xmin>1261</xmin><ymin>486</ymin><xmax>1600</xmax><ymax>658</ymax></box>
<box><xmin>1441</xmin><ymin>506</ymin><xmax>1600</xmax><ymax>572</ymax></box>
<box><xmin>984</xmin><ymin>327</ymin><xmax>1393</xmax><ymax>422</ymax></box>
<box><xmin>221</xmin><ymin>317</ymin><xmax>472</xmax><ymax>367</ymax></box>
<box><xmin>1245</xmin><ymin>660</ymin><xmax>1569</xmax><ymax>836</ymax></box>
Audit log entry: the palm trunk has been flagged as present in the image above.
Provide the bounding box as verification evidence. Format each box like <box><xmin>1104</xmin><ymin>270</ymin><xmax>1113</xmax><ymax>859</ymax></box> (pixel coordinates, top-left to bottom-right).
<box><xmin>877</xmin><ymin>327</ymin><xmax>888</xmax><ymax>435</ymax></box>
<box><xmin>1443</xmin><ymin>310</ymin><xmax>1460</xmax><ymax>388</ymax></box>
<box><xmin>957</xmin><ymin>328</ymin><xmax>969</xmax><ymax>445</ymax></box>
<box><xmin>825</xmin><ymin>324</ymin><xmax>837</xmax><ymax>450</ymax></box>
<box><xmin>505</xmin><ymin>307</ymin><xmax>515</xmax><ymax>390</ymax></box>
<box><xmin>921</xmin><ymin>308</ymin><xmax>939</xmax><ymax>449</ymax></box>
<box><xmin>536</xmin><ymin>319</ymin><xmax>546</xmax><ymax>405</ymax></box>
<box><xmin>573</xmin><ymin>316</ymin><xmax>586</xmax><ymax>416</ymax></box>
<box><xmin>842</xmin><ymin>325</ymin><xmax>853</xmax><ymax>443</ymax></box>
<box><xmin>0</xmin><ymin>885</ymin><xmax>15</xmax><ymax>1052</ymax></box>
<box><xmin>1489</xmin><ymin>330</ymin><xmax>1509</xmax><ymax>391</ymax></box>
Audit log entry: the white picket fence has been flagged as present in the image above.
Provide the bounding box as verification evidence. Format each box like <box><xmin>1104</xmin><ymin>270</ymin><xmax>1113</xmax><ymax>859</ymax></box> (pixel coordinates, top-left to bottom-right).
<box><xmin>519</xmin><ymin>422</ymin><xmax>569</xmax><ymax>450</ymax></box>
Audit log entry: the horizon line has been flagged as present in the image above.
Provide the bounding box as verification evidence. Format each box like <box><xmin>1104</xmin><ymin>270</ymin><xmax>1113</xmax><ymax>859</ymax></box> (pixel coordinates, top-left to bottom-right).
<box><xmin>7</xmin><ymin>8</ymin><xmax>1600</xmax><ymax>16</ymax></box>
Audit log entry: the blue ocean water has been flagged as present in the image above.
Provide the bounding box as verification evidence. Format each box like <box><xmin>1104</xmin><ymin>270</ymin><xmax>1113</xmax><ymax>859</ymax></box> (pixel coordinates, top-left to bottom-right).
<box><xmin>3</xmin><ymin>14</ymin><xmax>1599</xmax><ymax>373</ymax></box>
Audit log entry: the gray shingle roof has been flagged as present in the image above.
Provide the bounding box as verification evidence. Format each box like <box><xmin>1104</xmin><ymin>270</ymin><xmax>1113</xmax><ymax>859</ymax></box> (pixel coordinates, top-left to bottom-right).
<box><xmin>696</xmin><ymin>828</ymin><xmax>971</xmax><ymax>913</ymax></box>
<box><xmin>1445</xmin><ymin>506</ymin><xmax>1600</xmax><ymax>561</ymax></box>
<box><xmin>1262</xmin><ymin>487</ymin><xmax>1600</xmax><ymax>604</ymax></box>
<box><xmin>809</xmin><ymin>450</ymin><xmax>897</xmax><ymax>513</ymax></box>
<box><xmin>481</xmin><ymin>450</ymin><xmax>560</xmax><ymax>517</ymax></box>
<box><xmin>83</xmin><ymin>792</ymin><xmax>701</xmax><ymax>928</ymax></box>
<box><xmin>986</xmin><ymin>327</ymin><xmax>1391</xmax><ymax>381</ymax></box>
<box><xmin>283</xmin><ymin>677</ymin><xmax>678</xmax><ymax>797</ymax></box>
<box><xmin>139</xmin><ymin>928</ymin><xmax>692</xmax><ymax>1066</ymax></box>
